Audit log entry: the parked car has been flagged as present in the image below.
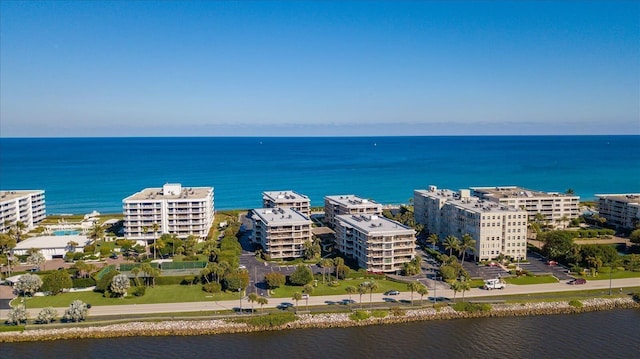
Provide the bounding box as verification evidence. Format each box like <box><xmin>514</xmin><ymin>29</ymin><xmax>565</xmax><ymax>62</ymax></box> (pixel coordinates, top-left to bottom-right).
<box><xmin>110</xmin><ymin>253</ymin><xmax>118</xmax><ymax>259</ymax></box>
<box><xmin>301</xmin><ymin>294</ymin><xmax>309</xmax><ymax>299</ymax></box>
<box><xmin>384</xmin><ymin>290</ymin><xmax>400</xmax><ymax>296</ymax></box>
<box><xmin>568</xmin><ymin>278</ymin><xmax>586</xmax><ymax>285</ymax></box>
<box><xmin>546</xmin><ymin>260</ymin><xmax>558</xmax><ymax>266</ymax></box>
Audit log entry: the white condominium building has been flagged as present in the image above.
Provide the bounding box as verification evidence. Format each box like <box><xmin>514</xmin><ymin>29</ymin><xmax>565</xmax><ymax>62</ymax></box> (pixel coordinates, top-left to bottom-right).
<box><xmin>324</xmin><ymin>195</ymin><xmax>382</xmax><ymax>229</ymax></box>
<box><xmin>471</xmin><ymin>186</ymin><xmax>580</xmax><ymax>228</ymax></box>
<box><xmin>0</xmin><ymin>190</ymin><xmax>46</xmax><ymax>233</ymax></box>
<box><xmin>251</xmin><ymin>207</ymin><xmax>312</xmax><ymax>259</ymax></box>
<box><xmin>123</xmin><ymin>183</ymin><xmax>214</xmax><ymax>242</ymax></box>
<box><xmin>262</xmin><ymin>190</ymin><xmax>311</xmax><ymax>216</ymax></box>
<box><xmin>414</xmin><ymin>186</ymin><xmax>528</xmax><ymax>261</ymax></box>
<box><xmin>335</xmin><ymin>214</ymin><xmax>415</xmax><ymax>273</ymax></box>
<box><xmin>596</xmin><ymin>194</ymin><xmax>640</xmax><ymax>229</ymax></box>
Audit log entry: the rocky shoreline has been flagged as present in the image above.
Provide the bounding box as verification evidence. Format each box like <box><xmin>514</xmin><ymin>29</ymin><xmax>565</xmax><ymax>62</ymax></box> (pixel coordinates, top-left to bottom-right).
<box><xmin>1</xmin><ymin>298</ymin><xmax>637</xmax><ymax>343</ymax></box>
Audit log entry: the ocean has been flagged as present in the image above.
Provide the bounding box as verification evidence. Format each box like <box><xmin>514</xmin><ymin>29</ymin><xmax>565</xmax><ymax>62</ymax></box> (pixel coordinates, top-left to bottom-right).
<box><xmin>0</xmin><ymin>136</ymin><xmax>638</xmax><ymax>214</ymax></box>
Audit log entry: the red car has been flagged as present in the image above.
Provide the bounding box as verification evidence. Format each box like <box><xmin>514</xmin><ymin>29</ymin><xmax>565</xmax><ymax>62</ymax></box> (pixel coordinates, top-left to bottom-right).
<box><xmin>546</xmin><ymin>260</ymin><xmax>558</xmax><ymax>266</ymax></box>
<box><xmin>568</xmin><ymin>278</ymin><xmax>586</xmax><ymax>285</ymax></box>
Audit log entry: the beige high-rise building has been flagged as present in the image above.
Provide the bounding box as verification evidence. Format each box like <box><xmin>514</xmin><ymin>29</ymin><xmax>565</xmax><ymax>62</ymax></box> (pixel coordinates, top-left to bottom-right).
<box><xmin>335</xmin><ymin>214</ymin><xmax>415</xmax><ymax>273</ymax></box>
<box><xmin>262</xmin><ymin>190</ymin><xmax>311</xmax><ymax>216</ymax></box>
<box><xmin>596</xmin><ymin>194</ymin><xmax>640</xmax><ymax>229</ymax></box>
<box><xmin>324</xmin><ymin>195</ymin><xmax>382</xmax><ymax>229</ymax></box>
<box><xmin>0</xmin><ymin>190</ymin><xmax>46</xmax><ymax>233</ymax></box>
<box><xmin>123</xmin><ymin>183</ymin><xmax>214</xmax><ymax>242</ymax></box>
<box><xmin>471</xmin><ymin>186</ymin><xmax>579</xmax><ymax>228</ymax></box>
<box><xmin>414</xmin><ymin>186</ymin><xmax>528</xmax><ymax>261</ymax></box>
<box><xmin>251</xmin><ymin>207</ymin><xmax>312</xmax><ymax>259</ymax></box>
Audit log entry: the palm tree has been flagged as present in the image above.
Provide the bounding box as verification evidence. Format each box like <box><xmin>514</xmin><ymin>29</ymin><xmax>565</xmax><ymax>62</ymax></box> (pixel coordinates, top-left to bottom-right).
<box><xmin>357</xmin><ymin>285</ymin><xmax>367</xmax><ymax>309</ymax></box>
<box><xmin>450</xmin><ymin>281</ymin><xmax>462</xmax><ymax>302</ymax></box>
<box><xmin>345</xmin><ymin>286</ymin><xmax>356</xmax><ymax>308</ymax></box>
<box><xmin>407</xmin><ymin>281</ymin><xmax>422</xmax><ymax>306</ymax></box>
<box><xmin>303</xmin><ymin>284</ymin><xmax>314</xmax><ymax>312</ymax></box>
<box><xmin>560</xmin><ymin>215</ymin><xmax>569</xmax><ymax>229</ymax></box>
<box><xmin>586</xmin><ymin>256</ymin><xmax>603</xmax><ymax>276</ymax></box>
<box><xmin>444</xmin><ymin>235</ymin><xmax>460</xmax><ymax>256</ymax></box>
<box><xmin>366</xmin><ymin>281</ymin><xmax>379</xmax><ymax>306</ymax></box>
<box><xmin>458</xmin><ymin>234</ymin><xmax>476</xmax><ymax>266</ymax></box>
<box><xmin>320</xmin><ymin>258</ymin><xmax>333</xmax><ymax>283</ymax></box>
<box><xmin>248</xmin><ymin>293</ymin><xmax>258</xmax><ymax>313</ymax></box>
<box><xmin>459</xmin><ymin>280</ymin><xmax>471</xmax><ymax>301</ymax></box>
<box><xmin>417</xmin><ymin>284</ymin><xmax>428</xmax><ymax>305</ymax></box>
<box><xmin>88</xmin><ymin>222</ymin><xmax>105</xmax><ymax>241</ymax></box>
<box><xmin>257</xmin><ymin>296</ymin><xmax>268</xmax><ymax>312</ymax></box>
<box><xmin>131</xmin><ymin>267</ymin><xmax>141</xmax><ymax>287</ymax></box>
<box><xmin>428</xmin><ymin>233</ymin><xmax>439</xmax><ymax>248</ymax></box>
<box><xmin>292</xmin><ymin>292</ymin><xmax>303</xmax><ymax>314</ymax></box>
<box><xmin>151</xmin><ymin>223</ymin><xmax>160</xmax><ymax>259</ymax></box>
<box><xmin>333</xmin><ymin>257</ymin><xmax>344</xmax><ymax>281</ymax></box>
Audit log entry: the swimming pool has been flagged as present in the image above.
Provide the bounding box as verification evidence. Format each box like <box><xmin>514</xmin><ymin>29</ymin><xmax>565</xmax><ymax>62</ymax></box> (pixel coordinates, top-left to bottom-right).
<box><xmin>53</xmin><ymin>229</ymin><xmax>80</xmax><ymax>236</ymax></box>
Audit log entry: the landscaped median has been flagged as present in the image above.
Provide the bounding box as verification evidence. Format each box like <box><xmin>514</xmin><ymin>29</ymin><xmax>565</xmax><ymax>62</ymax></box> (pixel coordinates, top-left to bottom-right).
<box><xmin>1</xmin><ymin>297</ymin><xmax>637</xmax><ymax>343</ymax></box>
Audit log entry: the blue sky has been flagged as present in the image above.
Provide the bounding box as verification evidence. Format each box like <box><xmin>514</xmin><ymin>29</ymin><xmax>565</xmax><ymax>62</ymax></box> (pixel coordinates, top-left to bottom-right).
<box><xmin>1</xmin><ymin>1</ymin><xmax>638</xmax><ymax>137</ymax></box>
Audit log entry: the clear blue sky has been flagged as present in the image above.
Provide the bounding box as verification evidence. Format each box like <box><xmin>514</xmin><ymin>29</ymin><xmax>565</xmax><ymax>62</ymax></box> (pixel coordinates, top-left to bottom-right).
<box><xmin>1</xmin><ymin>1</ymin><xmax>638</xmax><ymax>137</ymax></box>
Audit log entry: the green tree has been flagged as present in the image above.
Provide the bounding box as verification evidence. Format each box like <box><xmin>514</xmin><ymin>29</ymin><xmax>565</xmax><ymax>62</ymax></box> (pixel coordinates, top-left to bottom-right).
<box><xmin>444</xmin><ymin>235</ymin><xmax>460</xmax><ymax>256</ymax></box>
<box><xmin>289</xmin><ymin>264</ymin><xmax>314</xmax><ymax>286</ymax></box>
<box><xmin>629</xmin><ymin>229</ymin><xmax>640</xmax><ymax>245</ymax></box>
<box><xmin>450</xmin><ymin>281</ymin><xmax>462</xmax><ymax>302</ymax></box>
<box><xmin>357</xmin><ymin>285</ymin><xmax>367</xmax><ymax>309</ymax></box>
<box><xmin>428</xmin><ymin>233</ymin><xmax>439</xmax><ymax>248</ymax></box>
<box><xmin>63</xmin><ymin>300</ymin><xmax>88</xmax><ymax>322</ymax></box>
<box><xmin>541</xmin><ymin>231</ymin><xmax>575</xmax><ymax>261</ymax></box>
<box><xmin>257</xmin><ymin>296</ymin><xmax>268</xmax><ymax>312</ymax></box>
<box><xmin>407</xmin><ymin>281</ymin><xmax>421</xmax><ymax>306</ymax></box>
<box><xmin>247</xmin><ymin>292</ymin><xmax>258</xmax><ymax>313</ymax></box>
<box><xmin>41</xmin><ymin>270</ymin><xmax>73</xmax><ymax>295</ymax></box>
<box><xmin>459</xmin><ymin>279</ymin><xmax>471</xmax><ymax>301</ymax></box>
<box><xmin>0</xmin><ymin>232</ymin><xmax>17</xmax><ymax>275</ymax></box>
<box><xmin>224</xmin><ymin>270</ymin><xmax>249</xmax><ymax>292</ymax></box>
<box><xmin>416</xmin><ymin>284</ymin><xmax>429</xmax><ymax>305</ymax></box>
<box><xmin>292</xmin><ymin>292</ymin><xmax>303</xmax><ymax>314</ymax></box>
<box><xmin>303</xmin><ymin>284</ymin><xmax>314</xmax><ymax>312</ymax></box>
<box><xmin>320</xmin><ymin>258</ymin><xmax>333</xmax><ymax>283</ymax></box>
<box><xmin>458</xmin><ymin>233</ymin><xmax>476</xmax><ymax>266</ymax></box>
<box><xmin>345</xmin><ymin>285</ymin><xmax>356</xmax><ymax>308</ymax></box>
<box><xmin>7</xmin><ymin>305</ymin><xmax>27</xmax><ymax>325</ymax></box>
<box><xmin>363</xmin><ymin>281</ymin><xmax>379</xmax><ymax>305</ymax></box>
<box><xmin>36</xmin><ymin>307</ymin><xmax>58</xmax><ymax>324</ymax></box>
<box><xmin>303</xmin><ymin>239</ymin><xmax>321</xmax><ymax>260</ymax></box>
<box><xmin>88</xmin><ymin>222</ymin><xmax>105</xmax><ymax>241</ymax></box>
<box><xmin>265</xmin><ymin>272</ymin><xmax>286</xmax><ymax>289</ymax></box>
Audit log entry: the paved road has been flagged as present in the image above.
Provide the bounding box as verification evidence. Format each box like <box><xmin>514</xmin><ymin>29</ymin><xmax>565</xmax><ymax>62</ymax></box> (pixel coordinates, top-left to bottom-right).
<box><xmin>2</xmin><ymin>277</ymin><xmax>638</xmax><ymax>320</ymax></box>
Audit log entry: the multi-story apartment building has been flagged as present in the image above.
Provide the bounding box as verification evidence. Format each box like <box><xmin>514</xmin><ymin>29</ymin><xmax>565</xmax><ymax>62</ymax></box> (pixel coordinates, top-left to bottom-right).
<box><xmin>0</xmin><ymin>190</ymin><xmax>46</xmax><ymax>233</ymax></box>
<box><xmin>123</xmin><ymin>183</ymin><xmax>214</xmax><ymax>242</ymax></box>
<box><xmin>262</xmin><ymin>191</ymin><xmax>311</xmax><ymax>216</ymax></box>
<box><xmin>251</xmin><ymin>207</ymin><xmax>312</xmax><ymax>259</ymax></box>
<box><xmin>596</xmin><ymin>194</ymin><xmax>640</xmax><ymax>230</ymax></box>
<box><xmin>335</xmin><ymin>214</ymin><xmax>415</xmax><ymax>273</ymax></box>
<box><xmin>471</xmin><ymin>186</ymin><xmax>580</xmax><ymax>228</ymax></box>
<box><xmin>324</xmin><ymin>195</ymin><xmax>382</xmax><ymax>229</ymax></box>
<box><xmin>414</xmin><ymin>186</ymin><xmax>528</xmax><ymax>261</ymax></box>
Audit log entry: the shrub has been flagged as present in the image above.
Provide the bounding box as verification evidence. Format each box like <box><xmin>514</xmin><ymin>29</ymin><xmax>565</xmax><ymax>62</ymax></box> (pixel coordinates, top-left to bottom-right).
<box><xmin>390</xmin><ymin>306</ymin><xmax>405</xmax><ymax>316</ymax></box>
<box><xmin>434</xmin><ymin>302</ymin><xmax>448</xmax><ymax>312</ymax></box>
<box><xmin>83</xmin><ymin>244</ymin><xmax>96</xmax><ymax>254</ymax></box>
<box><xmin>94</xmin><ymin>270</ymin><xmax>118</xmax><ymax>293</ymax></box>
<box><xmin>349</xmin><ymin>310</ymin><xmax>371</xmax><ymax>321</ymax></box>
<box><xmin>36</xmin><ymin>307</ymin><xmax>58</xmax><ymax>324</ymax></box>
<box><xmin>632</xmin><ymin>293</ymin><xmax>640</xmax><ymax>303</ymax></box>
<box><xmin>154</xmin><ymin>276</ymin><xmax>184</xmax><ymax>285</ymax></box>
<box><xmin>132</xmin><ymin>286</ymin><xmax>146</xmax><ymax>297</ymax></box>
<box><xmin>264</xmin><ymin>272</ymin><xmax>286</xmax><ymax>289</ymax></box>
<box><xmin>72</xmin><ymin>277</ymin><xmax>97</xmax><ymax>288</ymax></box>
<box><xmin>328</xmin><ymin>280</ymin><xmax>341</xmax><ymax>287</ymax></box>
<box><xmin>203</xmin><ymin>282</ymin><xmax>222</xmax><ymax>293</ymax></box>
<box><xmin>568</xmin><ymin>300</ymin><xmax>583</xmax><ymax>308</ymax></box>
<box><xmin>452</xmin><ymin>302</ymin><xmax>492</xmax><ymax>312</ymax></box>
<box><xmin>371</xmin><ymin>310</ymin><xmax>388</xmax><ymax>318</ymax></box>
<box><xmin>289</xmin><ymin>265</ymin><xmax>314</xmax><ymax>286</ymax></box>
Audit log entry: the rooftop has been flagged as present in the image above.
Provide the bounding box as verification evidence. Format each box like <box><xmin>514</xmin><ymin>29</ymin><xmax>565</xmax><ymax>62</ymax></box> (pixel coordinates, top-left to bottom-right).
<box><xmin>415</xmin><ymin>187</ymin><xmax>523</xmax><ymax>214</ymax></box>
<box><xmin>263</xmin><ymin>190</ymin><xmax>309</xmax><ymax>202</ymax></box>
<box><xmin>14</xmin><ymin>234</ymin><xmax>91</xmax><ymax>250</ymax></box>
<box><xmin>596</xmin><ymin>194</ymin><xmax>640</xmax><ymax>204</ymax></box>
<box><xmin>471</xmin><ymin>186</ymin><xmax>579</xmax><ymax>199</ymax></box>
<box><xmin>0</xmin><ymin>190</ymin><xmax>44</xmax><ymax>203</ymax></box>
<box><xmin>252</xmin><ymin>207</ymin><xmax>311</xmax><ymax>225</ymax></box>
<box><xmin>325</xmin><ymin>195</ymin><xmax>380</xmax><ymax>207</ymax></box>
<box><xmin>124</xmin><ymin>184</ymin><xmax>213</xmax><ymax>202</ymax></box>
<box><xmin>336</xmin><ymin>214</ymin><xmax>414</xmax><ymax>234</ymax></box>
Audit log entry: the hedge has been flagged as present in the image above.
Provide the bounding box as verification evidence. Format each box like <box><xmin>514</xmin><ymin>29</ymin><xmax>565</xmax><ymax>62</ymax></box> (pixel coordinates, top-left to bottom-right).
<box><xmin>154</xmin><ymin>276</ymin><xmax>185</xmax><ymax>285</ymax></box>
<box><xmin>72</xmin><ymin>277</ymin><xmax>96</xmax><ymax>288</ymax></box>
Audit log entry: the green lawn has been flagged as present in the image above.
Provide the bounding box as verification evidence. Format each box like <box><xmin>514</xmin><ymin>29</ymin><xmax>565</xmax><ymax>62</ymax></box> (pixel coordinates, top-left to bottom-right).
<box><xmin>504</xmin><ymin>275</ymin><xmax>558</xmax><ymax>285</ymax></box>
<box><xmin>576</xmin><ymin>271</ymin><xmax>640</xmax><ymax>281</ymax></box>
<box><xmin>24</xmin><ymin>285</ymin><xmax>240</xmax><ymax>308</ymax></box>
<box><xmin>271</xmin><ymin>278</ymin><xmax>406</xmax><ymax>298</ymax></box>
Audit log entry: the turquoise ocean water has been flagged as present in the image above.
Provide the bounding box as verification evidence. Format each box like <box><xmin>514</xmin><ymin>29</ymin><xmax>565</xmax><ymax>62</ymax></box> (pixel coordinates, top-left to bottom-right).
<box><xmin>0</xmin><ymin>136</ymin><xmax>638</xmax><ymax>214</ymax></box>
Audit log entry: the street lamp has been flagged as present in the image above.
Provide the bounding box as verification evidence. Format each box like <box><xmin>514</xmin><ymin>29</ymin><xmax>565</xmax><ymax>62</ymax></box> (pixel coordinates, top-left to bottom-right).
<box><xmin>238</xmin><ymin>288</ymin><xmax>243</xmax><ymax>314</ymax></box>
<box><xmin>433</xmin><ymin>276</ymin><xmax>441</xmax><ymax>304</ymax></box>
